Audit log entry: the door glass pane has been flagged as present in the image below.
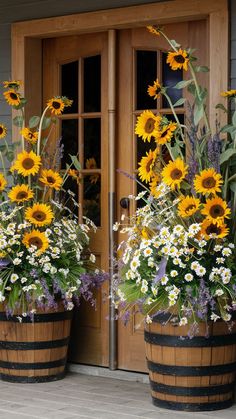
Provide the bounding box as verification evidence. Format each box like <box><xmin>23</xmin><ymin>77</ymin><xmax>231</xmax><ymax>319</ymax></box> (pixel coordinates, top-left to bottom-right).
<box><xmin>61</xmin><ymin>119</ymin><xmax>78</xmax><ymax>169</ymax></box>
<box><xmin>83</xmin><ymin>174</ymin><xmax>101</xmax><ymax>226</ymax></box>
<box><xmin>84</xmin><ymin>118</ymin><xmax>101</xmax><ymax>168</ymax></box>
<box><xmin>61</xmin><ymin>61</ymin><xmax>78</xmax><ymax>113</ymax></box>
<box><xmin>162</xmin><ymin>52</ymin><xmax>183</xmax><ymax>108</ymax></box>
<box><xmin>84</xmin><ymin>55</ymin><xmax>101</xmax><ymax>112</ymax></box>
<box><xmin>136</xmin><ymin>50</ymin><xmax>157</xmax><ymax>110</ymax></box>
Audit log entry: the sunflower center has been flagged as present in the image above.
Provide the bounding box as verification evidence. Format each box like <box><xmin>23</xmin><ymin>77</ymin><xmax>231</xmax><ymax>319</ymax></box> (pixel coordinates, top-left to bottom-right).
<box><xmin>210</xmin><ymin>204</ymin><xmax>224</xmax><ymax>218</ymax></box>
<box><xmin>46</xmin><ymin>176</ymin><xmax>55</xmax><ymax>184</ymax></box>
<box><xmin>10</xmin><ymin>92</ymin><xmax>18</xmax><ymax>100</ymax></box>
<box><xmin>52</xmin><ymin>101</ymin><xmax>61</xmax><ymax>109</ymax></box>
<box><xmin>174</xmin><ymin>54</ymin><xmax>185</xmax><ymax>64</ymax></box>
<box><xmin>16</xmin><ymin>191</ymin><xmax>28</xmax><ymax>200</ymax></box>
<box><xmin>22</xmin><ymin>158</ymin><xmax>35</xmax><ymax>170</ymax></box>
<box><xmin>144</xmin><ymin>118</ymin><xmax>155</xmax><ymax>134</ymax></box>
<box><xmin>185</xmin><ymin>204</ymin><xmax>195</xmax><ymax>212</ymax></box>
<box><xmin>206</xmin><ymin>224</ymin><xmax>221</xmax><ymax>235</ymax></box>
<box><xmin>0</xmin><ymin>127</ymin><xmax>3</xmax><ymax>135</ymax></box>
<box><xmin>155</xmin><ymin>86</ymin><xmax>161</xmax><ymax>94</ymax></box>
<box><xmin>29</xmin><ymin>237</ymin><xmax>43</xmax><ymax>249</ymax></box>
<box><xmin>170</xmin><ymin>168</ymin><xmax>183</xmax><ymax>180</ymax></box>
<box><xmin>146</xmin><ymin>159</ymin><xmax>154</xmax><ymax>173</ymax></box>
<box><xmin>202</xmin><ymin>177</ymin><xmax>216</xmax><ymax>189</ymax></box>
<box><xmin>28</xmin><ymin>133</ymin><xmax>34</xmax><ymax>139</ymax></box>
<box><xmin>32</xmin><ymin>211</ymin><xmax>46</xmax><ymax>221</ymax></box>
<box><xmin>161</xmin><ymin>128</ymin><xmax>168</xmax><ymax>137</ymax></box>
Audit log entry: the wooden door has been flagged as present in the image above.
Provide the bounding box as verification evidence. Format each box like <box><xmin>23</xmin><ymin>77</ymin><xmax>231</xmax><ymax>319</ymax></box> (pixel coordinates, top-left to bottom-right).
<box><xmin>117</xmin><ymin>21</ymin><xmax>209</xmax><ymax>372</ymax></box>
<box><xmin>43</xmin><ymin>33</ymin><xmax>109</xmax><ymax>366</ymax></box>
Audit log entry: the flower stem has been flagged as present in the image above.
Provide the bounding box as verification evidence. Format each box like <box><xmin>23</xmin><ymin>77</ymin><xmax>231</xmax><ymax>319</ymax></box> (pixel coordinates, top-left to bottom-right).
<box><xmin>37</xmin><ymin>106</ymin><xmax>49</xmax><ymax>156</ymax></box>
<box><xmin>0</xmin><ymin>152</ymin><xmax>6</xmax><ymax>179</ymax></box>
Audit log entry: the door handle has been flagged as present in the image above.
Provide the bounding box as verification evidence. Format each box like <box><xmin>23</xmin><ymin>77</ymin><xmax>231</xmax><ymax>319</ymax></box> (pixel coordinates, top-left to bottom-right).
<box><xmin>120</xmin><ymin>197</ymin><xmax>130</xmax><ymax>210</ymax></box>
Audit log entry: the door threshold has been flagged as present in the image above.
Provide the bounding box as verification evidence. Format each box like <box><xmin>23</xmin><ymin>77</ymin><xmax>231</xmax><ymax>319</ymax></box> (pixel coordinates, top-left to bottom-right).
<box><xmin>67</xmin><ymin>363</ymin><xmax>149</xmax><ymax>384</ymax></box>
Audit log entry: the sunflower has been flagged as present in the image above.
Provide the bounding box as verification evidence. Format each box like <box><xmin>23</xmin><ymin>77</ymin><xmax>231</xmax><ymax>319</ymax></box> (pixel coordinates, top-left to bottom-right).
<box><xmin>47</xmin><ymin>97</ymin><xmax>65</xmax><ymax>115</ymax></box>
<box><xmin>0</xmin><ymin>173</ymin><xmax>7</xmax><ymax>191</ymax></box>
<box><xmin>146</xmin><ymin>25</ymin><xmax>160</xmax><ymax>36</ymax></box>
<box><xmin>166</xmin><ymin>49</ymin><xmax>189</xmax><ymax>71</ymax></box>
<box><xmin>201</xmin><ymin>197</ymin><xmax>231</xmax><ymax>225</ymax></box>
<box><xmin>3</xmin><ymin>80</ymin><xmax>21</xmax><ymax>90</ymax></box>
<box><xmin>200</xmin><ymin>219</ymin><xmax>229</xmax><ymax>240</ymax></box>
<box><xmin>135</xmin><ymin>110</ymin><xmax>161</xmax><ymax>142</ymax></box>
<box><xmin>86</xmin><ymin>158</ymin><xmax>99</xmax><ymax>184</ymax></box>
<box><xmin>147</xmin><ymin>79</ymin><xmax>162</xmax><ymax>99</ymax></box>
<box><xmin>178</xmin><ymin>195</ymin><xmax>200</xmax><ymax>218</ymax></box>
<box><xmin>11</xmin><ymin>150</ymin><xmax>41</xmax><ymax>177</ymax></box>
<box><xmin>149</xmin><ymin>175</ymin><xmax>161</xmax><ymax>198</ymax></box>
<box><xmin>155</xmin><ymin>122</ymin><xmax>177</xmax><ymax>145</ymax></box>
<box><xmin>22</xmin><ymin>230</ymin><xmax>49</xmax><ymax>255</ymax></box>
<box><xmin>221</xmin><ymin>89</ymin><xmax>236</xmax><ymax>98</ymax></box>
<box><xmin>3</xmin><ymin>89</ymin><xmax>21</xmax><ymax>106</ymax></box>
<box><xmin>39</xmin><ymin>169</ymin><xmax>63</xmax><ymax>190</ymax></box>
<box><xmin>20</xmin><ymin>127</ymin><xmax>38</xmax><ymax>144</ymax></box>
<box><xmin>161</xmin><ymin>158</ymin><xmax>188</xmax><ymax>190</ymax></box>
<box><xmin>0</xmin><ymin>124</ymin><xmax>7</xmax><ymax>139</ymax></box>
<box><xmin>194</xmin><ymin>168</ymin><xmax>223</xmax><ymax>195</ymax></box>
<box><xmin>8</xmin><ymin>184</ymin><xmax>34</xmax><ymax>203</ymax></box>
<box><xmin>25</xmin><ymin>203</ymin><xmax>54</xmax><ymax>227</ymax></box>
<box><xmin>138</xmin><ymin>149</ymin><xmax>158</xmax><ymax>183</ymax></box>
<box><xmin>68</xmin><ymin>169</ymin><xmax>81</xmax><ymax>184</ymax></box>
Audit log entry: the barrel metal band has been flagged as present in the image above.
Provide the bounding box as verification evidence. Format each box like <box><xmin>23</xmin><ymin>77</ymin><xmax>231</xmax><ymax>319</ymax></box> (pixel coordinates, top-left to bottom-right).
<box><xmin>150</xmin><ymin>379</ymin><xmax>234</xmax><ymax>396</ymax></box>
<box><xmin>0</xmin><ymin>371</ymin><xmax>66</xmax><ymax>383</ymax></box>
<box><xmin>145</xmin><ymin>330</ymin><xmax>236</xmax><ymax>347</ymax></box>
<box><xmin>147</xmin><ymin>359</ymin><xmax>236</xmax><ymax>376</ymax></box>
<box><xmin>152</xmin><ymin>397</ymin><xmax>233</xmax><ymax>411</ymax></box>
<box><xmin>0</xmin><ymin>337</ymin><xmax>70</xmax><ymax>350</ymax></box>
<box><xmin>0</xmin><ymin>311</ymin><xmax>73</xmax><ymax>323</ymax></box>
<box><xmin>0</xmin><ymin>357</ymin><xmax>66</xmax><ymax>370</ymax></box>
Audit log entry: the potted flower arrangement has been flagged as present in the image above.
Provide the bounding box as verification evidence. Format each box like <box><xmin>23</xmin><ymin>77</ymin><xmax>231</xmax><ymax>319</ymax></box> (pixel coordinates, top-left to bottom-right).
<box><xmin>0</xmin><ymin>80</ymin><xmax>107</xmax><ymax>383</ymax></box>
<box><xmin>114</xmin><ymin>27</ymin><xmax>236</xmax><ymax>411</ymax></box>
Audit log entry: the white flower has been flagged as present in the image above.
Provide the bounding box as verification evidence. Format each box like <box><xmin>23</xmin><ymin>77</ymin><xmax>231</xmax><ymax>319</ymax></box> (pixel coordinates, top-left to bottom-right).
<box><xmin>145</xmin><ymin>315</ymin><xmax>152</xmax><ymax>324</ymax></box>
<box><xmin>168</xmin><ymin>298</ymin><xmax>176</xmax><ymax>306</ymax></box>
<box><xmin>21</xmin><ymin>277</ymin><xmax>28</xmax><ymax>284</ymax></box>
<box><xmin>216</xmin><ymin>257</ymin><xmax>225</xmax><ymax>264</ymax></box>
<box><xmin>189</xmin><ymin>223</ymin><xmax>201</xmax><ymax>235</ymax></box>
<box><xmin>143</xmin><ymin>247</ymin><xmax>153</xmax><ymax>257</ymax></box>
<box><xmin>13</xmin><ymin>258</ymin><xmax>21</xmax><ymax>265</ymax></box>
<box><xmin>210</xmin><ymin>313</ymin><xmax>220</xmax><ymax>322</ymax></box>
<box><xmin>141</xmin><ymin>279</ymin><xmax>148</xmax><ymax>294</ymax></box>
<box><xmin>161</xmin><ymin>275</ymin><xmax>169</xmax><ymax>285</ymax></box>
<box><xmin>173</xmin><ymin>225</ymin><xmax>184</xmax><ymax>236</ymax></box>
<box><xmin>130</xmin><ymin>258</ymin><xmax>140</xmax><ymax>272</ymax></box>
<box><xmin>50</xmin><ymin>267</ymin><xmax>57</xmax><ymax>275</ymax></box>
<box><xmin>179</xmin><ymin>317</ymin><xmax>188</xmax><ymax>326</ymax></box>
<box><xmin>151</xmin><ymin>286</ymin><xmax>158</xmax><ymax>297</ymax></box>
<box><xmin>228</xmin><ymin>243</ymin><xmax>235</xmax><ymax>249</ymax></box>
<box><xmin>222</xmin><ymin>248</ymin><xmax>232</xmax><ymax>257</ymax></box>
<box><xmin>59</xmin><ymin>268</ymin><xmax>69</xmax><ymax>277</ymax></box>
<box><xmin>113</xmin><ymin>222</ymin><xmax>120</xmax><ymax>231</ymax></box>
<box><xmin>0</xmin><ymin>292</ymin><xmax>5</xmax><ymax>302</ymax></box>
<box><xmin>195</xmin><ymin>266</ymin><xmax>206</xmax><ymax>277</ymax></box>
<box><xmin>184</xmin><ymin>273</ymin><xmax>193</xmax><ymax>282</ymax></box>
<box><xmin>191</xmin><ymin>261</ymin><xmax>199</xmax><ymax>271</ymax></box>
<box><xmin>222</xmin><ymin>313</ymin><xmax>232</xmax><ymax>321</ymax></box>
<box><xmin>215</xmin><ymin>289</ymin><xmax>224</xmax><ymax>296</ymax></box>
<box><xmin>170</xmin><ymin>270</ymin><xmax>178</xmax><ymax>277</ymax></box>
<box><xmin>214</xmin><ymin>245</ymin><xmax>223</xmax><ymax>252</ymax></box>
<box><xmin>90</xmin><ymin>254</ymin><xmax>96</xmax><ymax>263</ymax></box>
<box><xmin>10</xmin><ymin>273</ymin><xmax>19</xmax><ymax>283</ymax></box>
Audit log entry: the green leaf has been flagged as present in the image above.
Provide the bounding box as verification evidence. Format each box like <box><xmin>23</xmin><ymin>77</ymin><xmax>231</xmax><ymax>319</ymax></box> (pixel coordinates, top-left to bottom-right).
<box><xmin>174</xmin><ymin>79</ymin><xmax>193</xmax><ymax>89</ymax></box>
<box><xmin>170</xmin><ymin>39</ymin><xmax>181</xmax><ymax>48</ymax></box>
<box><xmin>42</xmin><ymin>117</ymin><xmax>51</xmax><ymax>130</ymax></box>
<box><xmin>194</xmin><ymin>66</ymin><xmax>209</xmax><ymax>72</ymax></box>
<box><xmin>216</xmin><ymin>103</ymin><xmax>227</xmax><ymax>113</ymax></box>
<box><xmin>13</xmin><ymin>98</ymin><xmax>27</xmax><ymax>110</ymax></box>
<box><xmin>173</xmin><ymin>98</ymin><xmax>186</xmax><ymax>107</ymax></box>
<box><xmin>0</xmin><ymin>145</ymin><xmax>6</xmax><ymax>152</ymax></box>
<box><xmin>187</xmin><ymin>83</ymin><xmax>196</xmax><ymax>95</ymax></box>
<box><xmin>181</xmin><ymin>180</ymin><xmax>191</xmax><ymax>190</ymax></box>
<box><xmin>230</xmin><ymin>182</ymin><xmax>236</xmax><ymax>193</ymax></box>
<box><xmin>232</xmin><ymin>110</ymin><xmax>236</xmax><ymax>126</ymax></box>
<box><xmin>29</xmin><ymin>116</ymin><xmax>40</xmax><ymax>129</ymax></box>
<box><xmin>6</xmin><ymin>151</ymin><xmax>15</xmax><ymax>162</ymax></box>
<box><xmin>194</xmin><ymin>105</ymin><xmax>204</xmax><ymax>125</ymax></box>
<box><xmin>69</xmin><ymin>155</ymin><xmax>81</xmax><ymax>171</ymax></box>
<box><xmin>13</xmin><ymin>116</ymin><xmax>24</xmax><ymax>128</ymax></box>
<box><xmin>220</xmin><ymin>148</ymin><xmax>236</xmax><ymax>165</ymax></box>
<box><xmin>220</xmin><ymin>124</ymin><xmax>236</xmax><ymax>135</ymax></box>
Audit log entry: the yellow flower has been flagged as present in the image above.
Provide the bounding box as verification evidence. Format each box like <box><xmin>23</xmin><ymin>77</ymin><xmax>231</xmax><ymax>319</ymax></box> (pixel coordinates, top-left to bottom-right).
<box><xmin>201</xmin><ymin>196</ymin><xmax>231</xmax><ymax>225</ymax></box>
<box><xmin>11</xmin><ymin>150</ymin><xmax>41</xmax><ymax>177</ymax></box>
<box><xmin>146</xmin><ymin>25</ymin><xmax>160</xmax><ymax>36</ymax></box>
<box><xmin>138</xmin><ymin>149</ymin><xmax>158</xmax><ymax>183</ymax></box>
<box><xmin>20</xmin><ymin>127</ymin><xmax>38</xmax><ymax>144</ymax></box>
<box><xmin>8</xmin><ymin>184</ymin><xmax>34</xmax><ymax>203</ymax></box>
<box><xmin>47</xmin><ymin>97</ymin><xmax>65</xmax><ymax>115</ymax></box>
<box><xmin>3</xmin><ymin>80</ymin><xmax>21</xmax><ymax>90</ymax></box>
<box><xmin>0</xmin><ymin>251</ymin><xmax>6</xmax><ymax>258</ymax></box>
<box><xmin>221</xmin><ymin>89</ymin><xmax>236</xmax><ymax>98</ymax></box>
<box><xmin>200</xmin><ymin>219</ymin><xmax>229</xmax><ymax>240</ymax></box>
<box><xmin>0</xmin><ymin>173</ymin><xmax>7</xmax><ymax>191</ymax></box>
<box><xmin>161</xmin><ymin>158</ymin><xmax>188</xmax><ymax>190</ymax></box>
<box><xmin>22</xmin><ymin>230</ymin><xmax>49</xmax><ymax>255</ymax></box>
<box><xmin>147</xmin><ymin>79</ymin><xmax>162</xmax><ymax>99</ymax></box>
<box><xmin>178</xmin><ymin>195</ymin><xmax>200</xmax><ymax>218</ymax></box>
<box><xmin>3</xmin><ymin>89</ymin><xmax>21</xmax><ymax>106</ymax></box>
<box><xmin>155</xmin><ymin>122</ymin><xmax>177</xmax><ymax>145</ymax></box>
<box><xmin>39</xmin><ymin>169</ymin><xmax>63</xmax><ymax>190</ymax></box>
<box><xmin>149</xmin><ymin>175</ymin><xmax>161</xmax><ymax>198</ymax></box>
<box><xmin>166</xmin><ymin>49</ymin><xmax>189</xmax><ymax>71</ymax></box>
<box><xmin>135</xmin><ymin>110</ymin><xmax>161</xmax><ymax>142</ymax></box>
<box><xmin>194</xmin><ymin>168</ymin><xmax>223</xmax><ymax>195</ymax></box>
<box><xmin>0</xmin><ymin>124</ymin><xmax>7</xmax><ymax>139</ymax></box>
<box><xmin>68</xmin><ymin>169</ymin><xmax>81</xmax><ymax>184</ymax></box>
<box><xmin>25</xmin><ymin>203</ymin><xmax>54</xmax><ymax>227</ymax></box>
<box><xmin>86</xmin><ymin>158</ymin><xmax>99</xmax><ymax>184</ymax></box>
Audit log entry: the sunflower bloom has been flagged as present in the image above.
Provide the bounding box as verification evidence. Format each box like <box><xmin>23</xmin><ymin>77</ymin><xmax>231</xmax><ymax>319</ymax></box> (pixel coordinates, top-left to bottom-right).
<box><xmin>147</xmin><ymin>79</ymin><xmax>162</xmax><ymax>99</ymax></box>
<box><xmin>0</xmin><ymin>173</ymin><xmax>7</xmax><ymax>191</ymax></box>
<box><xmin>178</xmin><ymin>195</ymin><xmax>200</xmax><ymax>218</ymax></box>
<box><xmin>135</xmin><ymin>111</ymin><xmax>161</xmax><ymax>142</ymax></box>
<box><xmin>161</xmin><ymin>158</ymin><xmax>188</xmax><ymax>190</ymax></box>
<box><xmin>138</xmin><ymin>149</ymin><xmax>158</xmax><ymax>183</ymax></box>
<box><xmin>3</xmin><ymin>89</ymin><xmax>21</xmax><ymax>106</ymax></box>
<box><xmin>167</xmin><ymin>49</ymin><xmax>189</xmax><ymax>71</ymax></box>
<box><xmin>194</xmin><ymin>168</ymin><xmax>223</xmax><ymax>196</ymax></box>
<box><xmin>3</xmin><ymin>80</ymin><xmax>21</xmax><ymax>90</ymax></box>
<box><xmin>201</xmin><ymin>197</ymin><xmax>231</xmax><ymax>225</ymax></box>
<box><xmin>8</xmin><ymin>184</ymin><xmax>34</xmax><ymax>203</ymax></box>
<box><xmin>20</xmin><ymin>127</ymin><xmax>38</xmax><ymax>144</ymax></box>
<box><xmin>68</xmin><ymin>169</ymin><xmax>81</xmax><ymax>184</ymax></box>
<box><xmin>221</xmin><ymin>89</ymin><xmax>236</xmax><ymax>98</ymax></box>
<box><xmin>146</xmin><ymin>25</ymin><xmax>160</xmax><ymax>36</ymax></box>
<box><xmin>200</xmin><ymin>219</ymin><xmax>229</xmax><ymax>240</ymax></box>
<box><xmin>0</xmin><ymin>124</ymin><xmax>7</xmax><ymax>139</ymax></box>
<box><xmin>155</xmin><ymin>122</ymin><xmax>177</xmax><ymax>145</ymax></box>
<box><xmin>39</xmin><ymin>169</ymin><xmax>63</xmax><ymax>190</ymax></box>
<box><xmin>11</xmin><ymin>150</ymin><xmax>41</xmax><ymax>177</ymax></box>
<box><xmin>25</xmin><ymin>203</ymin><xmax>54</xmax><ymax>227</ymax></box>
<box><xmin>149</xmin><ymin>175</ymin><xmax>161</xmax><ymax>198</ymax></box>
<box><xmin>22</xmin><ymin>230</ymin><xmax>49</xmax><ymax>255</ymax></box>
<box><xmin>85</xmin><ymin>158</ymin><xmax>99</xmax><ymax>184</ymax></box>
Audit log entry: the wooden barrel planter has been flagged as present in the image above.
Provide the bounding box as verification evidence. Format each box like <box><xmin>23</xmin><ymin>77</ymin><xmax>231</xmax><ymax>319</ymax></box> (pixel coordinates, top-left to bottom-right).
<box><xmin>0</xmin><ymin>307</ymin><xmax>73</xmax><ymax>383</ymax></box>
<box><xmin>145</xmin><ymin>313</ymin><xmax>236</xmax><ymax>411</ymax></box>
